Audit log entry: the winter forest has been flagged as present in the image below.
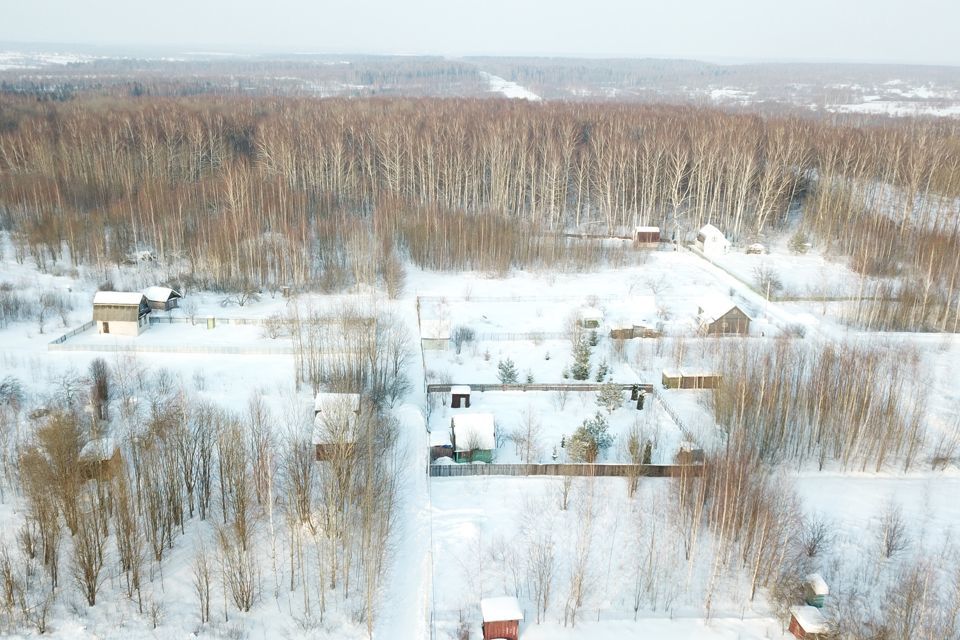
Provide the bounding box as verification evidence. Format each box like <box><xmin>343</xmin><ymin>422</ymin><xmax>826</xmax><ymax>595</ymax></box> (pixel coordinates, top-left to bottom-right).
<box><xmin>0</xmin><ymin>49</ymin><xmax>960</xmax><ymax>640</ymax></box>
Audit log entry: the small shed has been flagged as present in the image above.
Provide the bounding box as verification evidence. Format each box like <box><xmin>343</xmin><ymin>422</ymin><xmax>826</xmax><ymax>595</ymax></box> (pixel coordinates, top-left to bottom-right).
<box><xmin>789</xmin><ymin>605</ymin><xmax>830</xmax><ymax>639</ymax></box>
<box><xmin>746</xmin><ymin>242</ymin><xmax>767</xmax><ymax>255</ymax></box>
<box><xmin>93</xmin><ymin>291</ymin><xmax>151</xmax><ymax>336</ymax></box>
<box><xmin>313</xmin><ymin>393</ymin><xmax>362</xmax><ymax>461</ymax></box>
<box><xmin>450</xmin><ymin>413</ymin><xmax>496</xmax><ymax>463</ymax></box>
<box><xmin>143</xmin><ymin>286</ymin><xmax>182</xmax><ymax>311</ymax></box>
<box><xmin>421</xmin><ymin>318</ymin><xmax>451</xmax><ymax>351</ymax></box>
<box><xmin>450</xmin><ymin>385</ymin><xmax>471</xmax><ymax>409</ymax></box>
<box><xmin>480</xmin><ymin>596</ymin><xmax>523</xmax><ymax>640</ymax></box>
<box><xmin>696</xmin><ymin>224</ymin><xmax>730</xmax><ymax>256</ymax></box>
<box><xmin>804</xmin><ymin>573</ymin><xmax>829</xmax><ymax>608</ymax></box>
<box><xmin>633</xmin><ymin>226</ymin><xmax>662</xmax><ymax>245</ymax></box>
<box><xmin>578</xmin><ymin>307</ymin><xmax>603</xmax><ymax>329</ymax></box>
<box><xmin>608</xmin><ymin>296</ymin><xmax>658</xmax><ymax>339</ymax></box>
<box><xmin>662</xmin><ymin>370</ymin><xmax>722</xmax><ymax>390</ymax></box>
<box><xmin>676</xmin><ymin>440</ymin><xmax>706</xmax><ymax>464</ymax></box>
<box><xmin>79</xmin><ymin>437</ymin><xmax>123</xmax><ymax>481</ymax></box>
<box><xmin>697</xmin><ymin>296</ymin><xmax>751</xmax><ymax>336</ymax></box>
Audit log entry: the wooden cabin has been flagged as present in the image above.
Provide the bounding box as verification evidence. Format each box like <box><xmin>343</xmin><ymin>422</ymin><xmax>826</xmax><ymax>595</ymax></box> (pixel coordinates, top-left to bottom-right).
<box><xmin>696</xmin><ymin>223</ymin><xmax>730</xmax><ymax>256</ymax></box>
<box><xmin>93</xmin><ymin>291</ymin><xmax>151</xmax><ymax>336</ymax></box>
<box><xmin>789</xmin><ymin>605</ymin><xmax>830</xmax><ymax>639</ymax></box>
<box><xmin>804</xmin><ymin>574</ymin><xmax>829</xmax><ymax>608</ymax></box>
<box><xmin>313</xmin><ymin>393</ymin><xmax>362</xmax><ymax>461</ymax></box>
<box><xmin>143</xmin><ymin>286</ymin><xmax>182</xmax><ymax>311</ymax></box>
<box><xmin>480</xmin><ymin>596</ymin><xmax>523</xmax><ymax>640</ymax></box>
<box><xmin>450</xmin><ymin>385</ymin><xmax>471</xmax><ymax>409</ymax></box>
<box><xmin>662</xmin><ymin>370</ymin><xmax>722</xmax><ymax>390</ymax></box>
<box><xmin>697</xmin><ymin>297</ymin><xmax>751</xmax><ymax>336</ymax></box>
<box><xmin>450</xmin><ymin>413</ymin><xmax>496</xmax><ymax>463</ymax></box>
<box><xmin>633</xmin><ymin>226</ymin><xmax>662</xmax><ymax>245</ymax></box>
<box><xmin>79</xmin><ymin>438</ymin><xmax>123</xmax><ymax>481</ymax></box>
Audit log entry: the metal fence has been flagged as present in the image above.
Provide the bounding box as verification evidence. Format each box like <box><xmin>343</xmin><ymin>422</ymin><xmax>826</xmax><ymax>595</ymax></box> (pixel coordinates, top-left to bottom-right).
<box><xmin>429</xmin><ymin>463</ymin><xmax>700</xmax><ymax>478</ymax></box>
<box><xmin>426</xmin><ymin>382</ymin><xmax>654</xmax><ymax>393</ymax></box>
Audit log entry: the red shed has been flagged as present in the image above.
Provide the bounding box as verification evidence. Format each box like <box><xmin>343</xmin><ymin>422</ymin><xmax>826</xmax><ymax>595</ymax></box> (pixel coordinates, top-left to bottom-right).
<box><xmin>634</xmin><ymin>225</ymin><xmax>662</xmax><ymax>245</ymax></box>
<box><xmin>789</xmin><ymin>605</ymin><xmax>829</xmax><ymax>639</ymax></box>
<box><xmin>481</xmin><ymin>596</ymin><xmax>523</xmax><ymax>640</ymax></box>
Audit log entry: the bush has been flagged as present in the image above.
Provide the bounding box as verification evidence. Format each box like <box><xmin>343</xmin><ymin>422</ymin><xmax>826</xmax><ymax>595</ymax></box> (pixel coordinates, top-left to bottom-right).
<box><xmin>788</xmin><ymin>229</ymin><xmax>811</xmax><ymax>254</ymax></box>
<box><xmin>567</xmin><ymin>412</ymin><xmax>613</xmax><ymax>462</ymax></box>
<box><xmin>452</xmin><ymin>326</ymin><xmax>476</xmax><ymax>355</ymax></box>
<box><xmin>497</xmin><ymin>358</ymin><xmax>518</xmax><ymax>384</ymax></box>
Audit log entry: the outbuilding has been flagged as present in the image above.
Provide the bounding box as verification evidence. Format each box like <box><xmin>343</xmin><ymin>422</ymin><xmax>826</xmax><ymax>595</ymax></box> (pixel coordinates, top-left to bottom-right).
<box><xmin>662</xmin><ymin>370</ymin><xmax>722</xmax><ymax>390</ymax></box>
<box><xmin>450</xmin><ymin>385</ymin><xmax>471</xmax><ymax>409</ymax></box>
<box><xmin>578</xmin><ymin>307</ymin><xmax>603</xmax><ymax>329</ymax></box>
<box><xmin>313</xmin><ymin>393</ymin><xmax>362</xmax><ymax>461</ymax></box>
<box><xmin>93</xmin><ymin>291</ymin><xmax>151</xmax><ymax>336</ymax></box>
<box><xmin>633</xmin><ymin>225</ymin><xmax>662</xmax><ymax>245</ymax></box>
<box><xmin>697</xmin><ymin>296</ymin><xmax>751</xmax><ymax>336</ymax></box>
<box><xmin>804</xmin><ymin>573</ymin><xmax>829</xmax><ymax>608</ymax></box>
<box><xmin>608</xmin><ymin>296</ymin><xmax>659</xmax><ymax>339</ymax></box>
<box><xmin>450</xmin><ymin>413</ymin><xmax>496</xmax><ymax>463</ymax></box>
<box><xmin>789</xmin><ymin>605</ymin><xmax>830</xmax><ymax>639</ymax></box>
<box><xmin>79</xmin><ymin>437</ymin><xmax>123</xmax><ymax>481</ymax></box>
<box><xmin>480</xmin><ymin>596</ymin><xmax>523</xmax><ymax>640</ymax></box>
<box><xmin>143</xmin><ymin>286</ymin><xmax>182</xmax><ymax>311</ymax></box>
<box><xmin>696</xmin><ymin>224</ymin><xmax>731</xmax><ymax>256</ymax></box>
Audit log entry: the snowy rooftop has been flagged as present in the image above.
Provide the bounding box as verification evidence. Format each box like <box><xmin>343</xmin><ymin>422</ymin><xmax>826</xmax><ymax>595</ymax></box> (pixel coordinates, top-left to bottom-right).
<box><xmin>93</xmin><ymin>291</ymin><xmax>145</xmax><ymax>306</ymax></box>
<box><xmin>451</xmin><ymin>385</ymin><xmax>471</xmax><ymax>395</ymax></box>
<box><xmin>451</xmin><ymin>413</ymin><xmax>496</xmax><ymax>451</ymax></box>
<box><xmin>579</xmin><ymin>307</ymin><xmax>603</xmax><ymax>322</ymax></box>
<box><xmin>698</xmin><ymin>223</ymin><xmax>726</xmax><ymax>239</ymax></box>
<box><xmin>697</xmin><ymin>295</ymin><xmax>739</xmax><ymax>323</ymax></box>
<box><xmin>805</xmin><ymin>573</ymin><xmax>829</xmax><ymax>596</ymax></box>
<box><xmin>634</xmin><ymin>225</ymin><xmax>660</xmax><ymax>233</ymax></box>
<box><xmin>80</xmin><ymin>436</ymin><xmax>118</xmax><ymax>460</ymax></box>
<box><xmin>790</xmin><ymin>605</ymin><xmax>829</xmax><ymax>633</ymax></box>
<box><xmin>480</xmin><ymin>596</ymin><xmax>523</xmax><ymax>622</ymax></box>
<box><xmin>663</xmin><ymin>368</ymin><xmax>718</xmax><ymax>378</ymax></box>
<box><xmin>314</xmin><ymin>392</ymin><xmax>361</xmax><ymax>414</ymax></box>
<box><xmin>608</xmin><ymin>295</ymin><xmax>657</xmax><ymax>329</ymax></box>
<box><xmin>143</xmin><ymin>286</ymin><xmax>181</xmax><ymax>302</ymax></box>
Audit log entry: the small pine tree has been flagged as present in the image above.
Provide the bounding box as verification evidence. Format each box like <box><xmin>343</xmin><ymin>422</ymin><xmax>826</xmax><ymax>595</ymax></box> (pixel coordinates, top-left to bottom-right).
<box><xmin>596</xmin><ymin>379</ymin><xmax>622</xmax><ymax>413</ymax></box>
<box><xmin>497</xmin><ymin>358</ymin><xmax>519</xmax><ymax>384</ymax></box>
<box><xmin>525</xmin><ymin>370</ymin><xmax>534</xmax><ymax>384</ymax></box>
<box><xmin>571</xmin><ymin>337</ymin><xmax>591</xmax><ymax>381</ymax></box>
<box><xmin>588</xmin><ymin>330</ymin><xmax>599</xmax><ymax>347</ymax></box>
<box><xmin>788</xmin><ymin>229</ymin><xmax>811</xmax><ymax>254</ymax></box>
<box><xmin>568</xmin><ymin>412</ymin><xmax>613</xmax><ymax>462</ymax></box>
<box><xmin>595</xmin><ymin>359</ymin><xmax>609</xmax><ymax>382</ymax></box>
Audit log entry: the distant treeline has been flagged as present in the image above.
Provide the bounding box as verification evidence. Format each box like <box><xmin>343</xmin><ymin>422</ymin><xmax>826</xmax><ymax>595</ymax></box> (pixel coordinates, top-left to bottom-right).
<box><xmin>0</xmin><ymin>95</ymin><xmax>958</xmax><ymax>329</ymax></box>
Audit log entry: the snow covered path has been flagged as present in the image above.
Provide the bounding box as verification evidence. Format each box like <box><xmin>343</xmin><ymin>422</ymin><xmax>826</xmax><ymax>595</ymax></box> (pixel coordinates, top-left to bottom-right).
<box><xmin>479</xmin><ymin>71</ymin><xmax>541</xmax><ymax>101</ymax></box>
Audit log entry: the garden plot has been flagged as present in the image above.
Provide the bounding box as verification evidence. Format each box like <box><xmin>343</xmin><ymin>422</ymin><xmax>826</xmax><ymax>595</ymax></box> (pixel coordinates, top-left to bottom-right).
<box><xmin>427</xmin><ymin>388</ymin><xmax>685</xmax><ymax>464</ymax></box>
<box><xmin>429</xmin><ymin>476</ymin><xmax>790</xmax><ymax>640</ymax></box>
<box><xmin>57</xmin><ymin>320</ymin><xmax>290</xmax><ymax>352</ymax></box>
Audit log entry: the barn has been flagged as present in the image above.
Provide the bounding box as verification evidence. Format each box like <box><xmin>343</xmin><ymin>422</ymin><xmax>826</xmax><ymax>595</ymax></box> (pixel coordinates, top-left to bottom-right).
<box><xmin>696</xmin><ymin>223</ymin><xmax>730</xmax><ymax>256</ymax></box>
<box><xmin>450</xmin><ymin>385</ymin><xmax>471</xmax><ymax>409</ymax></box>
<box><xmin>450</xmin><ymin>413</ymin><xmax>496</xmax><ymax>463</ymax></box>
<box><xmin>697</xmin><ymin>296</ymin><xmax>751</xmax><ymax>336</ymax></box>
<box><xmin>93</xmin><ymin>292</ymin><xmax>151</xmax><ymax>336</ymax></box>
<box><xmin>633</xmin><ymin>225</ymin><xmax>662</xmax><ymax>245</ymax></box>
<box><xmin>789</xmin><ymin>605</ymin><xmax>830</xmax><ymax>639</ymax></box>
<box><xmin>480</xmin><ymin>596</ymin><xmax>523</xmax><ymax>640</ymax></box>
<box><xmin>143</xmin><ymin>286</ymin><xmax>182</xmax><ymax>311</ymax></box>
<box><xmin>662</xmin><ymin>369</ymin><xmax>722</xmax><ymax>390</ymax></box>
<box><xmin>313</xmin><ymin>393</ymin><xmax>362</xmax><ymax>461</ymax></box>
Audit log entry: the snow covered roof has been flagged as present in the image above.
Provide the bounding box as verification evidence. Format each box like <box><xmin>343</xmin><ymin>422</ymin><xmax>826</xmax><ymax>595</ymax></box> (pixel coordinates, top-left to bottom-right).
<box><xmin>480</xmin><ymin>596</ymin><xmax>524</xmax><ymax>622</ymax></box>
<box><xmin>421</xmin><ymin>318</ymin><xmax>451</xmax><ymax>340</ymax></box>
<box><xmin>790</xmin><ymin>605</ymin><xmax>829</xmax><ymax>633</ymax></box>
<box><xmin>697</xmin><ymin>295</ymin><xmax>739</xmax><ymax>323</ymax></box>
<box><xmin>143</xmin><ymin>286</ymin><xmax>181</xmax><ymax>302</ymax></box>
<box><xmin>634</xmin><ymin>225</ymin><xmax>661</xmax><ymax>233</ymax></box>
<box><xmin>93</xmin><ymin>291</ymin><xmax>145</xmax><ymax>306</ymax></box>
<box><xmin>663</xmin><ymin>368</ymin><xmax>718</xmax><ymax>378</ymax></box>
<box><xmin>451</xmin><ymin>385</ymin><xmax>471</xmax><ymax>395</ymax></box>
<box><xmin>314</xmin><ymin>392</ymin><xmax>361</xmax><ymax>414</ymax></box>
<box><xmin>452</xmin><ymin>413</ymin><xmax>496</xmax><ymax>451</ymax></box>
<box><xmin>805</xmin><ymin>573</ymin><xmax>829</xmax><ymax>596</ymax></box>
<box><xmin>579</xmin><ymin>307</ymin><xmax>603</xmax><ymax>322</ymax></box>
<box><xmin>80</xmin><ymin>436</ymin><xmax>118</xmax><ymax>460</ymax></box>
<box><xmin>698</xmin><ymin>223</ymin><xmax>726</xmax><ymax>240</ymax></box>
<box><xmin>608</xmin><ymin>296</ymin><xmax>657</xmax><ymax>329</ymax></box>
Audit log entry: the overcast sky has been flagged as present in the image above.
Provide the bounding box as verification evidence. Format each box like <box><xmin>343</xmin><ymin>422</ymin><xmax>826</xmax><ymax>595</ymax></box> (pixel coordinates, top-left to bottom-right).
<box><xmin>1</xmin><ymin>0</ymin><xmax>958</xmax><ymax>65</ymax></box>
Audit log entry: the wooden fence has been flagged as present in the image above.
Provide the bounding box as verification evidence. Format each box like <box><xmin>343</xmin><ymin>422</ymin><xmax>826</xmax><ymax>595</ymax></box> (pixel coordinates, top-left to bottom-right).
<box><xmin>427</xmin><ymin>382</ymin><xmax>654</xmax><ymax>393</ymax></box>
<box><xmin>429</xmin><ymin>463</ymin><xmax>700</xmax><ymax>478</ymax></box>
<box><xmin>47</xmin><ymin>320</ymin><xmax>95</xmax><ymax>345</ymax></box>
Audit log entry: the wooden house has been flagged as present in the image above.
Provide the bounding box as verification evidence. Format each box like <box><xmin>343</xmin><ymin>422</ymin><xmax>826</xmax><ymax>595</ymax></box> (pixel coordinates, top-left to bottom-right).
<box><xmin>421</xmin><ymin>318</ymin><xmax>451</xmax><ymax>351</ymax></box>
<box><xmin>804</xmin><ymin>574</ymin><xmax>829</xmax><ymax>608</ymax></box>
<box><xmin>450</xmin><ymin>385</ymin><xmax>471</xmax><ymax>409</ymax></box>
<box><xmin>93</xmin><ymin>291</ymin><xmax>151</xmax><ymax>336</ymax></box>
<box><xmin>450</xmin><ymin>413</ymin><xmax>496</xmax><ymax>463</ymax></box>
<box><xmin>633</xmin><ymin>225</ymin><xmax>662</xmax><ymax>245</ymax></box>
<box><xmin>143</xmin><ymin>286</ymin><xmax>182</xmax><ymax>311</ymax></box>
<box><xmin>313</xmin><ymin>393</ymin><xmax>362</xmax><ymax>461</ymax></box>
<box><xmin>608</xmin><ymin>296</ymin><xmax>659</xmax><ymax>339</ymax></box>
<box><xmin>662</xmin><ymin>370</ymin><xmax>722</xmax><ymax>390</ymax></box>
<box><xmin>697</xmin><ymin>297</ymin><xmax>751</xmax><ymax>336</ymax></box>
<box><xmin>578</xmin><ymin>307</ymin><xmax>603</xmax><ymax>329</ymax></box>
<box><xmin>789</xmin><ymin>605</ymin><xmax>830</xmax><ymax>639</ymax></box>
<box><xmin>480</xmin><ymin>596</ymin><xmax>523</xmax><ymax>640</ymax></box>
<box><xmin>696</xmin><ymin>223</ymin><xmax>730</xmax><ymax>256</ymax></box>
<box><xmin>79</xmin><ymin>437</ymin><xmax>123</xmax><ymax>481</ymax></box>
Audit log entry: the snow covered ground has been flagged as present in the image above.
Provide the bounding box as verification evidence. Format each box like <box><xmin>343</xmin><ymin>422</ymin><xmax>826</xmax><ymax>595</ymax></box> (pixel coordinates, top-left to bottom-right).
<box><xmin>479</xmin><ymin>71</ymin><xmax>541</xmax><ymax>101</ymax></box>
